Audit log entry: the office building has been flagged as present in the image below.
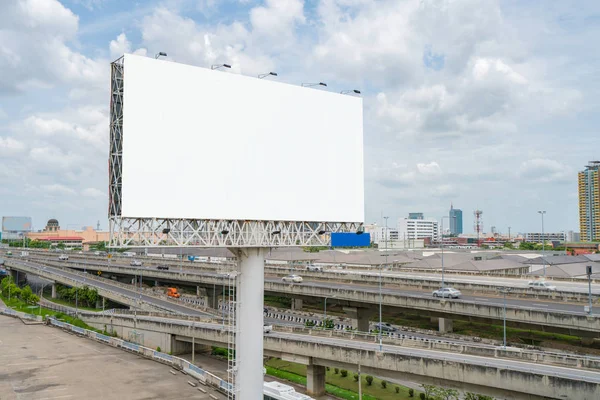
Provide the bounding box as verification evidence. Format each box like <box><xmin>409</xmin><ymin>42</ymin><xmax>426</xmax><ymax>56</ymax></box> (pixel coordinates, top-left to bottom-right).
<box><xmin>398</xmin><ymin>217</ymin><xmax>440</xmax><ymax>241</ymax></box>
<box><xmin>371</xmin><ymin>226</ymin><xmax>399</xmax><ymax>245</ymax></box>
<box><xmin>448</xmin><ymin>204</ymin><xmax>463</xmax><ymax>234</ymax></box>
<box><xmin>579</xmin><ymin>161</ymin><xmax>600</xmax><ymax>241</ymax></box>
<box><xmin>524</xmin><ymin>232</ymin><xmax>566</xmax><ymax>243</ymax></box>
<box><xmin>408</xmin><ymin>212</ymin><xmax>424</xmax><ymax>220</ymax></box>
<box><xmin>564</xmin><ymin>230</ymin><xmax>581</xmax><ymax>242</ymax></box>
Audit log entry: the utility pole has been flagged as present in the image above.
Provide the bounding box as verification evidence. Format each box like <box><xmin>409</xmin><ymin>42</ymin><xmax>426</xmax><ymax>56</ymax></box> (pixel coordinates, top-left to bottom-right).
<box><xmin>358</xmin><ymin>363</ymin><xmax>362</xmax><ymax>400</ymax></box>
<box><xmin>538</xmin><ymin>211</ymin><xmax>546</xmax><ymax>278</ymax></box>
<box><xmin>499</xmin><ymin>287</ymin><xmax>512</xmax><ymax>348</ymax></box>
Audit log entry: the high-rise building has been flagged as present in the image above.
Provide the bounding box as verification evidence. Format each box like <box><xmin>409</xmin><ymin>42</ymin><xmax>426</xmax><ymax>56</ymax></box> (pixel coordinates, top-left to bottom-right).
<box><xmin>408</xmin><ymin>212</ymin><xmax>424</xmax><ymax>220</ymax></box>
<box><xmin>448</xmin><ymin>204</ymin><xmax>463</xmax><ymax>234</ymax></box>
<box><xmin>579</xmin><ymin>161</ymin><xmax>600</xmax><ymax>241</ymax></box>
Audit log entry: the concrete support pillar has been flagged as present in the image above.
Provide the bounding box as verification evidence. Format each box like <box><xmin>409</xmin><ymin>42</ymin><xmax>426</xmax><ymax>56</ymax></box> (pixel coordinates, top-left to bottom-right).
<box><xmin>170</xmin><ymin>336</ymin><xmax>193</xmax><ymax>355</ymax></box>
<box><xmin>291</xmin><ymin>298</ymin><xmax>303</xmax><ymax>311</ymax></box>
<box><xmin>51</xmin><ymin>283</ymin><xmax>57</xmax><ymax>299</ymax></box>
<box><xmin>439</xmin><ymin>317</ymin><xmax>453</xmax><ymax>333</ymax></box>
<box><xmin>235</xmin><ymin>248</ymin><xmax>266</xmax><ymax>400</ymax></box>
<box><xmin>343</xmin><ymin>307</ymin><xmax>375</xmax><ymax>332</ymax></box>
<box><xmin>306</xmin><ymin>364</ymin><xmax>326</xmax><ymax>397</ymax></box>
<box><xmin>95</xmin><ymin>297</ymin><xmax>102</xmax><ymax>309</ymax></box>
<box><xmin>207</xmin><ymin>286</ymin><xmax>222</xmax><ymax>309</ymax></box>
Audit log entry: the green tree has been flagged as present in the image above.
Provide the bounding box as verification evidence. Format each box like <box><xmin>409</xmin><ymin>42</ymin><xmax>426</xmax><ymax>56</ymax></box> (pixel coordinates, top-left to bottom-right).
<box><xmin>408</xmin><ymin>388</ymin><xmax>414</xmax><ymax>397</ymax></box>
<box><xmin>353</xmin><ymin>373</ymin><xmax>359</xmax><ymax>382</ymax></box>
<box><xmin>365</xmin><ymin>375</ymin><xmax>373</xmax><ymax>386</ymax></box>
<box><xmin>503</xmin><ymin>242</ymin><xmax>514</xmax><ymax>249</ymax></box>
<box><xmin>432</xmin><ymin>387</ymin><xmax>459</xmax><ymax>400</ymax></box>
<box><xmin>324</xmin><ymin>318</ymin><xmax>335</xmax><ymax>329</ymax></box>
<box><xmin>381</xmin><ymin>380</ymin><xmax>387</xmax><ymax>389</ymax></box>
<box><xmin>21</xmin><ymin>285</ymin><xmax>33</xmax><ymax>304</ymax></box>
<box><xmin>340</xmin><ymin>369</ymin><xmax>348</xmax><ymax>377</ymax></box>
<box><xmin>464</xmin><ymin>393</ymin><xmax>495</xmax><ymax>400</ymax></box>
<box><xmin>420</xmin><ymin>384</ymin><xmax>436</xmax><ymax>400</ymax></box>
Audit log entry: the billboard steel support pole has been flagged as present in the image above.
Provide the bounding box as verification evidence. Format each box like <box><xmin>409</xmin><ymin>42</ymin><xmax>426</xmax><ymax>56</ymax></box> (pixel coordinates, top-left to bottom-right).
<box><xmin>234</xmin><ymin>247</ymin><xmax>266</xmax><ymax>400</ymax></box>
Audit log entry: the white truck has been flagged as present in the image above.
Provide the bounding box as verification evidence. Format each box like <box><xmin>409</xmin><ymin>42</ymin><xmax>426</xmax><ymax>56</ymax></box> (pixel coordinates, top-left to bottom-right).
<box><xmin>58</xmin><ymin>254</ymin><xmax>69</xmax><ymax>261</ymax></box>
<box><xmin>20</xmin><ymin>251</ymin><xmax>29</xmax><ymax>257</ymax></box>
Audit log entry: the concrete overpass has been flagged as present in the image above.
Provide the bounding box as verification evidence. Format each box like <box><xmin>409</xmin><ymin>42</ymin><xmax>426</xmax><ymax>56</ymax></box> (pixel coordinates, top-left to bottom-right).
<box><xmin>79</xmin><ymin>311</ymin><xmax>600</xmax><ymax>400</ymax></box>
<box><xmin>4</xmin><ymin>259</ymin><xmax>212</xmax><ymax>317</ymax></box>
<box><xmin>24</xmin><ymin>257</ymin><xmax>600</xmax><ymax>337</ymax></box>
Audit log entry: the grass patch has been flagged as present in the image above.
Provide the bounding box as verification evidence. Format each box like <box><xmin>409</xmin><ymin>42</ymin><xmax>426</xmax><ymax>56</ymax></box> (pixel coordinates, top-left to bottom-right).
<box><xmin>265</xmin><ymin>358</ymin><xmax>415</xmax><ymax>400</ymax></box>
<box><xmin>42</xmin><ymin>296</ymin><xmax>100</xmax><ymax>312</ymax></box>
<box><xmin>1</xmin><ymin>292</ymin><xmax>107</xmax><ymax>334</ymax></box>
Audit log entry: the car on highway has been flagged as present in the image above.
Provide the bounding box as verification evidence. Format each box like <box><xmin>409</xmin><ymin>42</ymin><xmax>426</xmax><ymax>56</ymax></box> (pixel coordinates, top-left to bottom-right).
<box><xmin>373</xmin><ymin>322</ymin><xmax>398</xmax><ymax>333</ymax></box>
<box><xmin>157</xmin><ymin>265</ymin><xmax>169</xmax><ymax>270</ymax></box>
<box><xmin>58</xmin><ymin>254</ymin><xmax>68</xmax><ymax>261</ymax></box>
<box><xmin>282</xmin><ymin>274</ymin><xmax>303</xmax><ymax>283</ymax></box>
<box><xmin>432</xmin><ymin>287</ymin><xmax>462</xmax><ymax>299</ymax></box>
<box><xmin>263</xmin><ymin>323</ymin><xmax>273</xmax><ymax>333</ymax></box>
<box><xmin>527</xmin><ymin>281</ymin><xmax>557</xmax><ymax>291</ymax></box>
<box><xmin>130</xmin><ymin>260</ymin><xmax>142</xmax><ymax>267</ymax></box>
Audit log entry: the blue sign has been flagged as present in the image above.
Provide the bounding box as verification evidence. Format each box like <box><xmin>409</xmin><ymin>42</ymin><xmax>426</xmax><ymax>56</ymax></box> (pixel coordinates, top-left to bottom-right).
<box><xmin>331</xmin><ymin>232</ymin><xmax>371</xmax><ymax>247</ymax></box>
<box><xmin>188</xmin><ymin>256</ymin><xmax>196</xmax><ymax>261</ymax></box>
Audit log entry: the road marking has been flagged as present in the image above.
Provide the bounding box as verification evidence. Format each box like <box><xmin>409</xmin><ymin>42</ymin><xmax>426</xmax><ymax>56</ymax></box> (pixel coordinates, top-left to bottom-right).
<box><xmin>475</xmin><ymin>298</ymin><xmax>490</xmax><ymax>301</ymax></box>
<box><xmin>533</xmin><ymin>303</ymin><xmax>549</xmax><ymax>307</ymax></box>
<box><xmin>36</xmin><ymin>395</ymin><xmax>73</xmax><ymax>400</ymax></box>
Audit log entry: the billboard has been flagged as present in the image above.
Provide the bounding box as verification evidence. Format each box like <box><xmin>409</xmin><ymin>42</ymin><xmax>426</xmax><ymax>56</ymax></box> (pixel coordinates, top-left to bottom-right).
<box><xmin>331</xmin><ymin>232</ymin><xmax>371</xmax><ymax>247</ymax></box>
<box><xmin>2</xmin><ymin>217</ymin><xmax>32</xmax><ymax>232</ymax></box>
<box><xmin>120</xmin><ymin>54</ymin><xmax>364</xmax><ymax>223</ymax></box>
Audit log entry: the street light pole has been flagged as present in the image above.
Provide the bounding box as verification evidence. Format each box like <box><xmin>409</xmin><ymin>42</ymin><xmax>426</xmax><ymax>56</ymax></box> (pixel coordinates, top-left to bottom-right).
<box><xmin>380</xmin><ymin>216</ymin><xmax>389</xmax><ymax>352</ymax></box>
<box><xmin>440</xmin><ymin>216</ymin><xmax>453</xmax><ymax>288</ymax></box>
<box><xmin>538</xmin><ymin>211</ymin><xmax>546</xmax><ymax>278</ymax></box>
<box><xmin>499</xmin><ymin>287</ymin><xmax>511</xmax><ymax>348</ymax></box>
<box><xmin>587</xmin><ymin>265</ymin><xmax>593</xmax><ymax>315</ymax></box>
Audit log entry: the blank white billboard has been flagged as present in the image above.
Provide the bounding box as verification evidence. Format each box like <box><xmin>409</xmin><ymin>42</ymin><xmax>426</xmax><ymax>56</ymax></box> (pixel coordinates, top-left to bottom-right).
<box><xmin>121</xmin><ymin>54</ymin><xmax>364</xmax><ymax>222</ymax></box>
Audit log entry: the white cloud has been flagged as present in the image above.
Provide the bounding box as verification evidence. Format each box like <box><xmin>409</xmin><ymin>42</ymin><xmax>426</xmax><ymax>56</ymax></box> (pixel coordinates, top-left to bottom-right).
<box><xmin>41</xmin><ymin>183</ymin><xmax>76</xmax><ymax>195</ymax></box>
<box><xmin>0</xmin><ymin>137</ymin><xmax>26</xmax><ymax>156</ymax></box>
<box><xmin>519</xmin><ymin>158</ymin><xmax>571</xmax><ymax>183</ymax></box>
<box><xmin>250</xmin><ymin>0</ymin><xmax>305</xmax><ymax>48</ymax></box>
<box><xmin>82</xmin><ymin>187</ymin><xmax>105</xmax><ymax>198</ymax></box>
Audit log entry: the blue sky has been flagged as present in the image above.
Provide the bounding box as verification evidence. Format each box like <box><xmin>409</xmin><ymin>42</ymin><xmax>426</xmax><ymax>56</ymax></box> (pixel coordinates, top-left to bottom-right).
<box><xmin>1</xmin><ymin>0</ymin><xmax>599</xmax><ymax>234</ymax></box>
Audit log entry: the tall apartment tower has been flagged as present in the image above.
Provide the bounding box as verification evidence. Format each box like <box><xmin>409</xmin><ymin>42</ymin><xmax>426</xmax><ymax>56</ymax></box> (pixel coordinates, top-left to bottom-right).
<box><xmin>579</xmin><ymin>161</ymin><xmax>600</xmax><ymax>241</ymax></box>
<box><xmin>449</xmin><ymin>203</ymin><xmax>463</xmax><ymax>234</ymax></box>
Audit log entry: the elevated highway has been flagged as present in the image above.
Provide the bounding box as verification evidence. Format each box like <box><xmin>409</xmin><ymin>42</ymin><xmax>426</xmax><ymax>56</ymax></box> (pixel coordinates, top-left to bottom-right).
<box><xmin>80</xmin><ymin>311</ymin><xmax>600</xmax><ymax>400</ymax></box>
<box><xmin>4</xmin><ymin>259</ymin><xmax>211</xmax><ymax>317</ymax></box>
<box><xmin>21</xmin><ymin>257</ymin><xmax>600</xmax><ymax>337</ymax></box>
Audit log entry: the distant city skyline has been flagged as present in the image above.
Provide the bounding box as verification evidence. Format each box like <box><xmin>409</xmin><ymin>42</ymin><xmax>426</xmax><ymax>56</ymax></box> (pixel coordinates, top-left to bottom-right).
<box><xmin>0</xmin><ymin>1</ymin><xmax>595</xmax><ymax>235</ymax></box>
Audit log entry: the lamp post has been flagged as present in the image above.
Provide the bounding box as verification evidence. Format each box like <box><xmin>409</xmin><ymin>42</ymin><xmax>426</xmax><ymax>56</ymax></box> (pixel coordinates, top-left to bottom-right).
<box><xmin>211</xmin><ymin>63</ymin><xmax>231</xmax><ymax>70</ymax></box>
<box><xmin>587</xmin><ymin>265</ymin><xmax>594</xmax><ymax>315</ymax></box>
<box><xmin>440</xmin><ymin>216</ymin><xmax>455</xmax><ymax>288</ymax></box>
<box><xmin>301</xmin><ymin>82</ymin><xmax>327</xmax><ymax>88</ymax></box>
<box><xmin>258</xmin><ymin>72</ymin><xmax>277</xmax><ymax>79</ymax></box>
<box><xmin>324</xmin><ymin>295</ymin><xmax>335</xmax><ymax>329</ymax></box>
<box><xmin>538</xmin><ymin>211</ymin><xmax>546</xmax><ymax>278</ymax></box>
<box><xmin>379</xmin><ymin>216</ymin><xmax>389</xmax><ymax>351</ymax></box>
<box><xmin>340</xmin><ymin>89</ymin><xmax>361</xmax><ymax>95</ymax></box>
<box><xmin>155</xmin><ymin>52</ymin><xmax>167</xmax><ymax>59</ymax></box>
<box><xmin>499</xmin><ymin>287</ymin><xmax>512</xmax><ymax>348</ymax></box>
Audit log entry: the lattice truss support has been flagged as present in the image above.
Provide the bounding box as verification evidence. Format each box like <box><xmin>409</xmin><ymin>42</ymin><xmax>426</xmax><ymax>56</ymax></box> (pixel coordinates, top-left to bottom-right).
<box><xmin>109</xmin><ymin>217</ymin><xmax>361</xmax><ymax>248</ymax></box>
<box><xmin>108</xmin><ymin>57</ymin><xmax>124</xmax><ymax>218</ymax></box>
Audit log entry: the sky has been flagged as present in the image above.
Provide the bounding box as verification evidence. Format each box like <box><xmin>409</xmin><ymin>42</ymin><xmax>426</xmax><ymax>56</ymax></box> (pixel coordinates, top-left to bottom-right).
<box><xmin>0</xmin><ymin>0</ymin><xmax>599</xmax><ymax>234</ymax></box>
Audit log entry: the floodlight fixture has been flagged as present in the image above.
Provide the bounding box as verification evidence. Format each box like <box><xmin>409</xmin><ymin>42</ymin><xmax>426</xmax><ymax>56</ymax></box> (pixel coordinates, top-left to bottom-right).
<box><xmin>356</xmin><ymin>224</ymin><xmax>365</xmax><ymax>235</ymax></box>
<box><xmin>318</xmin><ymin>230</ymin><xmax>326</xmax><ymax>235</ymax></box>
<box><xmin>221</xmin><ymin>229</ymin><xmax>230</xmax><ymax>235</ymax></box>
<box><xmin>155</xmin><ymin>52</ymin><xmax>167</xmax><ymax>59</ymax></box>
<box><xmin>341</xmin><ymin>89</ymin><xmax>361</xmax><ymax>95</ymax></box>
<box><xmin>162</xmin><ymin>228</ymin><xmax>171</xmax><ymax>234</ymax></box>
<box><xmin>258</xmin><ymin>72</ymin><xmax>278</xmax><ymax>79</ymax></box>
<box><xmin>272</xmin><ymin>229</ymin><xmax>281</xmax><ymax>235</ymax></box>
<box><xmin>301</xmin><ymin>82</ymin><xmax>327</xmax><ymax>87</ymax></box>
<box><xmin>212</xmin><ymin>64</ymin><xmax>232</xmax><ymax>70</ymax></box>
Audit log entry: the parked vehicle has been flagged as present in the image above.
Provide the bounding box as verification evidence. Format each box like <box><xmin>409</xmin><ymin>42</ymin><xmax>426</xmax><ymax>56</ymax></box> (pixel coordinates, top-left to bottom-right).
<box><xmin>58</xmin><ymin>254</ymin><xmax>68</xmax><ymax>261</ymax></box>
<box><xmin>166</xmin><ymin>287</ymin><xmax>180</xmax><ymax>298</ymax></box>
<box><xmin>130</xmin><ymin>260</ymin><xmax>142</xmax><ymax>266</ymax></box>
<box><xmin>263</xmin><ymin>323</ymin><xmax>273</xmax><ymax>333</ymax></box>
<box><xmin>122</xmin><ymin>251</ymin><xmax>136</xmax><ymax>257</ymax></box>
<box><xmin>6</xmin><ymin>251</ymin><xmax>12</xmax><ymax>257</ymax></box>
<box><xmin>306</xmin><ymin>265</ymin><xmax>323</xmax><ymax>272</ymax></box>
<box><xmin>157</xmin><ymin>265</ymin><xmax>169</xmax><ymax>270</ymax></box>
<box><xmin>282</xmin><ymin>274</ymin><xmax>303</xmax><ymax>283</ymax></box>
<box><xmin>432</xmin><ymin>287</ymin><xmax>462</xmax><ymax>299</ymax></box>
<box><xmin>527</xmin><ymin>281</ymin><xmax>557</xmax><ymax>291</ymax></box>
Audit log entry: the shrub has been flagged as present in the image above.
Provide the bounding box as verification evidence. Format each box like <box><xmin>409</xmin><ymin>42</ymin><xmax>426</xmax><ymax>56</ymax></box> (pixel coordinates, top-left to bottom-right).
<box><xmin>340</xmin><ymin>369</ymin><xmax>348</xmax><ymax>377</ymax></box>
<box><xmin>365</xmin><ymin>375</ymin><xmax>373</xmax><ymax>386</ymax></box>
<box><xmin>381</xmin><ymin>380</ymin><xmax>387</xmax><ymax>389</ymax></box>
<box><xmin>334</xmin><ymin>368</ymin><xmax>339</xmax><ymax>374</ymax></box>
<box><xmin>353</xmin><ymin>374</ymin><xmax>359</xmax><ymax>382</ymax></box>
<box><xmin>396</xmin><ymin>387</ymin><xmax>401</xmax><ymax>394</ymax></box>
<box><xmin>326</xmin><ymin>367</ymin><xmax>330</xmax><ymax>371</ymax></box>
<box><xmin>409</xmin><ymin>388</ymin><xmax>414</xmax><ymax>397</ymax></box>
<box><xmin>419</xmin><ymin>394</ymin><xmax>426</xmax><ymax>400</ymax></box>
<box><xmin>156</xmin><ymin>346</ymin><xmax>162</xmax><ymax>352</ymax></box>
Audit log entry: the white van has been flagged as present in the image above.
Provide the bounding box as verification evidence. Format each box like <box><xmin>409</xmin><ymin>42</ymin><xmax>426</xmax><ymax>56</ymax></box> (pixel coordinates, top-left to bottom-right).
<box><xmin>58</xmin><ymin>254</ymin><xmax>69</xmax><ymax>261</ymax></box>
<box><xmin>306</xmin><ymin>265</ymin><xmax>323</xmax><ymax>272</ymax></box>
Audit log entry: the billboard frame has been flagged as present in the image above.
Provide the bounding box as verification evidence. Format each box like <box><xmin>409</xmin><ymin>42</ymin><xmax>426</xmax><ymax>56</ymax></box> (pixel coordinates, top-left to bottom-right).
<box><xmin>108</xmin><ymin>56</ymin><xmax>363</xmax><ymax>249</ymax></box>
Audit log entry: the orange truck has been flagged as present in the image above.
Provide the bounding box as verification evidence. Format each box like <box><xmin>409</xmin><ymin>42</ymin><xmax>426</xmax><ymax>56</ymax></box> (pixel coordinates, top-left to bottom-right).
<box><xmin>166</xmin><ymin>287</ymin><xmax>180</xmax><ymax>298</ymax></box>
